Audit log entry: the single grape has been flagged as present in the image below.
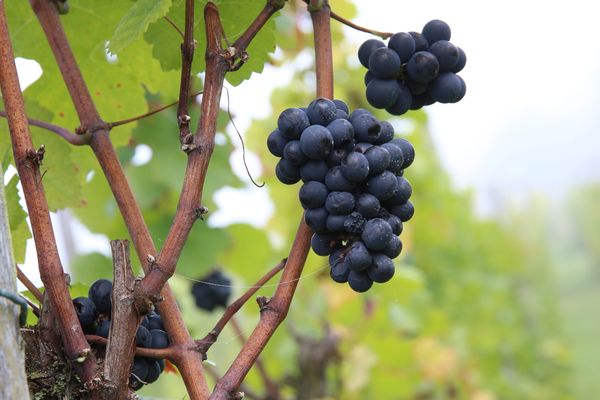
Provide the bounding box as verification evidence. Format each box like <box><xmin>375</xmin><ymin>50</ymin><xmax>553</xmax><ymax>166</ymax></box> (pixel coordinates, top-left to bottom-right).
<box><xmin>147</xmin><ymin>312</ymin><xmax>164</xmax><ymax>331</ymax></box>
<box><xmin>386</xmin><ymin>86</ymin><xmax>413</xmax><ymax>116</ymax></box>
<box><xmin>380</xmin><ymin>142</ymin><xmax>404</xmax><ymax>174</ymax></box>
<box><xmin>299</xmin><ymin>125</ymin><xmax>334</xmax><ymax>160</ymax></box>
<box><xmin>429</xmin><ymin>40</ymin><xmax>459</xmax><ymax>72</ymax></box>
<box><xmin>299</xmin><ymin>181</ymin><xmax>329</xmax><ymax>209</ymax></box>
<box><xmin>368</xmin><ymin>47</ymin><xmax>401</xmax><ymax>79</ymax></box>
<box><xmin>367</xmin><ymin>254</ymin><xmax>395</xmax><ymax>283</ymax></box>
<box><xmin>409</xmin><ymin>31</ymin><xmax>429</xmax><ymax>51</ymax></box>
<box><xmin>275</xmin><ymin>159</ymin><xmax>301</xmax><ymax>185</ymax></box>
<box><xmin>344</xmin><ymin>211</ymin><xmax>366</xmax><ymax>234</ymax></box>
<box><xmin>390</xmin><ymin>138</ymin><xmax>415</xmax><ymax>169</ymax></box>
<box><xmin>283</xmin><ymin>140</ymin><xmax>307</xmax><ymax>165</ymax></box>
<box><xmin>277</xmin><ymin>108</ymin><xmax>310</xmax><ymax>140</ymax></box>
<box><xmin>306</xmin><ymin>98</ymin><xmax>338</xmax><ymax>126</ymax></box>
<box><xmin>366</xmin><ymin>78</ymin><xmax>401</xmax><ymax>109</ymax></box>
<box><xmin>406</xmin><ymin>78</ymin><xmax>428</xmax><ymax>95</ymax></box>
<box><xmin>364</xmin><ymin>70</ymin><xmax>375</xmax><ymax>86</ymax></box>
<box><xmin>381</xmin><ymin>235</ymin><xmax>402</xmax><ymax>258</ymax></box>
<box><xmin>88</xmin><ymin>278</ymin><xmax>112</xmax><ymax>314</ymax></box>
<box><xmin>348</xmin><ymin>108</ymin><xmax>371</xmax><ymax>123</ymax></box>
<box><xmin>451</xmin><ymin>47</ymin><xmax>467</xmax><ymax>73</ymax></box>
<box><xmin>311</xmin><ymin>233</ymin><xmax>340</xmax><ymax>256</ymax></box>
<box><xmin>388</xmin><ymin>32</ymin><xmax>416</xmax><ymax>62</ymax></box>
<box><xmin>352</xmin><ymin>113</ymin><xmax>381</xmax><ymax>143</ymax></box>
<box><xmin>358</xmin><ymin>39</ymin><xmax>386</xmax><ymax>67</ymax></box>
<box><xmin>429</xmin><ymin>72</ymin><xmax>466</xmax><ymax>103</ymax></box>
<box><xmin>330</xmin><ymin>258</ymin><xmax>350</xmax><ymax>283</ymax></box>
<box><xmin>336</xmin><ymin>109</ymin><xmax>349</xmax><ymax>120</ymax></box>
<box><xmin>326</xmin><ymin>214</ymin><xmax>350</xmax><ymax>233</ymax></box>
<box><xmin>327</xmin><ymin>119</ymin><xmax>354</xmax><ymax>148</ymax></box>
<box><xmin>361</xmin><ymin>218</ymin><xmax>393</xmax><ymax>251</ymax></box>
<box><xmin>367</xmin><ymin>170</ymin><xmax>399</xmax><ymax>201</ymax></box>
<box><xmin>346</xmin><ymin>241</ymin><xmax>373</xmax><ymax>272</ymax></box>
<box><xmin>299</xmin><ymin>160</ymin><xmax>329</xmax><ymax>182</ymax></box>
<box><xmin>374</xmin><ymin>121</ymin><xmax>394</xmax><ymax>144</ymax></box>
<box><xmin>422</xmin><ymin>19</ymin><xmax>451</xmax><ymax>44</ymax></box>
<box><xmin>347</xmin><ymin>270</ymin><xmax>373</xmax><ymax>292</ymax></box>
<box><xmin>385</xmin><ymin>176</ymin><xmax>412</xmax><ymax>205</ymax></box>
<box><xmin>136</xmin><ymin>325</ymin><xmax>152</xmax><ymax>348</ymax></box>
<box><xmin>389</xmin><ymin>201</ymin><xmax>415</xmax><ymax>222</ymax></box>
<box><xmin>410</xmin><ymin>92</ymin><xmax>436</xmax><ymax>110</ymax></box>
<box><xmin>145</xmin><ymin>359</ymin><xmax>162</xmax><ymax>384</ymax></box>
<box><xmin>149</xmin><ymin>329</ymin><xmax>169</xmax><ymax>349</ymax></box>
<box><xmin>325</xmin><ymin>166</ymin><xmax>355</xmax><ymax>191</ymax></box>
<box><xmin>385</xmin><ymin>214</ymin><xmax>404</xmax><ymax>235</ymax></box>
<box><xmin>355</xmin><ymin>193</ymin><xmax>381</xmax><ymax>219</ymax></box>
<box><xmin>267</xmin><ymin>129</ymin><xmax>287</xmax><ymax>157</ymax></box>
<box><xmin>341</xmin><ymin>152</ymin><xmax>370</xmax><ymax>182</ymax></box>
<box><xmin>406</xmin><ymin>51</ymin><xmax>439</xmax><ymax>83</ymax></box>
<box><xmin>73</xmin><ymin>297</ymin><xmax>97</xmax><ymax>327</ymax></box>
<box><xmin>364</xmin><ymin>146</ymin><xmax>391</xmax><ymax>175</ymax></box>
<box><xmin>305</xmin><ymin>207</ymin><xmax>329</xmax><ymax>232</ymax></box>
<box><xmin>326</xmin><ymin>147</ymin><xmax>349</xmax><ymax>167</ymax></box>
<box><xmin>130</xmin><ymin>357</ymin><xmax>149</xmax><ymax>386</ymax></box>
<box><xmin>333</xmin><ymin>99</ymin><xmax>349</xmax><ymax>114</ymax></box>
<box><xmin>325</xmin><ymin>191</ymin><xmax>356</xmax><ymax>215</ymax></box>
<box><xmin>354</xmin><ymin>142</ymin><xmax>373</xmax><ymax>153</ymax></box>
<box><xmin>95</xmin><ymin>319</ymin><xmax>110</xmax><ymax>338</ymax></box>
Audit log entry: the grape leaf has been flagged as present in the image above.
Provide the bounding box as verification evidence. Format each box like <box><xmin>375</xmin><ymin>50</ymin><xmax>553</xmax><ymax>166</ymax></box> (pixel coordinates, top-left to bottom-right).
<box><xmin>108</xmin><ymin>0</ymin><xmax>173</xmax><ymax>55</ymax></box>
<box><xmin>4</xmin><ymin>175</ymin><xmax>31</xmax><ymax>264</ymax></box>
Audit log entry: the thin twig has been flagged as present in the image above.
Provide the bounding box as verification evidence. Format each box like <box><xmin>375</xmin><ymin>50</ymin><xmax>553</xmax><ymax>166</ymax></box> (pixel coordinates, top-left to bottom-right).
<box><xmin>196</xmin><ymin>258</ymin><xmax>286</xmax><ymax>354</ymax></box>
<box><xmin>163</xmin><ymin>15</ymin><xmax>185</xmax><ymax>40</ymax></box>
<box><xmin>0</xmin><ymin>110</ymin><xmax>89</xmax><ymax>145</ymax></box>
<box><xmin>106</xmin><ymin>90</ymin><xmax>203</xmax><ymax>129</ymax></box>
<box><xmin>16</xmin><ymin>265</ymin><xmax>44</xmax><ymax>302</ymax></box>
<box><xmin>177</xmin><ymin>0</ymin><xmax>196</xmax><ymax>145</ymax></box>
<box><xmin>330</xmin><ymin>10</ymin><xmax>393</xmax><ymax>39</ymax></box>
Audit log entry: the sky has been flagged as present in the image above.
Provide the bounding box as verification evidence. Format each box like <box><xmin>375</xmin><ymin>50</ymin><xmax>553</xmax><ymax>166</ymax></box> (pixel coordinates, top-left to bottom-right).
<box><xmin>7</xmin><ymin>0</ymin><xmax>600</xmax><ymax>283</ymax></box>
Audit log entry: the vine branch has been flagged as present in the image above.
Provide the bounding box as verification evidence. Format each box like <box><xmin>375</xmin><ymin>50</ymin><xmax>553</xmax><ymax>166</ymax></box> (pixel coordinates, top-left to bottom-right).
<box><xmin>0</xmin><ymin>0</ymin><xmax>98</xmax><ymax>385</ymax></box>
<box><xmin>177</xmin><ymin>0</ymin><xmax>196</xmax><ymax>145</ymax></box>
<box><xmin>0</xmin><ymin>110</ymin><xmax>90</xmax><ymax>145</ymax></box>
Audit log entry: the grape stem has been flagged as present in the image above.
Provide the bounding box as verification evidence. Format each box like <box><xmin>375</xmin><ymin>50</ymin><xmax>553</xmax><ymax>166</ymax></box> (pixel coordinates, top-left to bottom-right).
<box><xmin>329</xmin><ymin>10</ymin><xmax>393</xmax><ymax>39</ymax></box>
<box><xmin>0</xmin><ymin>110</ymin><xmax>90</xmax><ymax>145</ymax></box>
<box><xmin>177</xmin><ymin>0</ymin><xmax>196</xmax><ymax>145</ymax></box>
<box><xmin>0</xmin><ymin>0</ymin><xmax>99</xmax><ymax>388</ymax></box>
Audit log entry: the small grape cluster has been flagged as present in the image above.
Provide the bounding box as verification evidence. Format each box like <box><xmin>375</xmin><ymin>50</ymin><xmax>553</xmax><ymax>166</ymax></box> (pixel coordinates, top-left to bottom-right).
<box><xmin>267</xmin><ymin>98</ymin><xmax>415</xmax><ymax>292</ymax></box>
<box><xmin>190</xmin><ymin>269</ymin><xmax>232</xmax><ymax>312</ymax></box>
<box><xmin>72</xmin><ymin>279</ymin><xmax>169</xmax><ymax>391</ymax></box>
<box><xmin>359</xmin><ymin>19</ymin><xmax>467</xmax><ymax>115</ymax></box>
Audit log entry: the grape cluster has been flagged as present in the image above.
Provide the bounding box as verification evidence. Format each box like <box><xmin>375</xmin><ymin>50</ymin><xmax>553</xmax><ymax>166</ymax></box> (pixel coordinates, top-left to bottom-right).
<box><xmin>267</xmin><ymin>98</ymin><xmax>415</xmax><ymax>292</ymax></box>
<box><xmin>190</xmin><ymin>269</ymin><xmax>232</xmax><ymax>312</ymax></box>
<box><xmin>72</xmin><ymin>278</ymin><xmax>169</xmax><ymax>391</ymax></box>
<box><xmin>359</xmin><ymin>19</ymin><xmax>467</xmax><ymax>115</ymax></box>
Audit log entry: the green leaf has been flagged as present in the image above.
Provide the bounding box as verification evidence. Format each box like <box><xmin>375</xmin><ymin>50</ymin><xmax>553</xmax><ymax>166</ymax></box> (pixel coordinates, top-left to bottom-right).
<box><xmin>108</xmin><ymin>0</ymin><xmax>173</xmax><ymax>55</ymax></box>
<box><xmin>5</xmin><ymin>175</ymin><xmax>31</xmax><ymax>264</ymax></box>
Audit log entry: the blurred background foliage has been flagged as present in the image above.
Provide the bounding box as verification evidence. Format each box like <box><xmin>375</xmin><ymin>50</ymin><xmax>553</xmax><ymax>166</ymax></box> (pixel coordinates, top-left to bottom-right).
<box><xmin>2</xmin><ymin>0</ymin><xmax>598</xmax><ymax>399</ymax></box>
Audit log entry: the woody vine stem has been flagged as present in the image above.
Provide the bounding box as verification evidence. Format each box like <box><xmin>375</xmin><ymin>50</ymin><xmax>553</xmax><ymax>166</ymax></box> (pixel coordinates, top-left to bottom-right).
<box><xmin>0</xmin><ymin>0</ymin><xmax>334</xmax><ymax>398</ymax></box>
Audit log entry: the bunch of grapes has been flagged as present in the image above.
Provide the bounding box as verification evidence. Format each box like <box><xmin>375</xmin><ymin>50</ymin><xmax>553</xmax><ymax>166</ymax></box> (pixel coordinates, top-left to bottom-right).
<box><xmin>267</xmin><ymin>98</ymin><xmax>415</xmax><ymax>292</ymax></box>
<box><xmin>359</xmin><ymin>19</ymin><xmax>466</xmax><ymax>115</ymax></box>
<box><xmin>72</xmin><ymin>279</ymin><xmax>169</xmax><ymax>391</ymax></box>
<box><xmin>190</xmin><ymin>269</ymin><xmax>232</xmax><ymax>312</ymax></box>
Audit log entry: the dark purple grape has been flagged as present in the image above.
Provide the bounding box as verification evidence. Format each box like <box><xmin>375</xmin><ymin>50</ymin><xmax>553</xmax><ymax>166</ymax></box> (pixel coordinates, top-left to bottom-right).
<box><xmin>88</xmin><ymin>278</ymin><xmax>112</xmax><ymax>314</ymax></box>
<box><xmin>275</xmin><ymin>159</ymin><xmax>301</xmax><ymax>185</ymax></box>
<box><xmin>355</xmin><ymin>193</ymin><xmax>381</xmax><ymax>219</ymax></box>
<box><xmin>95</xmin><ymin>319</ymin><xmax>110</xmax><ymax>338</ymax></box>
<box><xmin>149</xmin><ymin>329</ymin><xmax>169</xmax><ymax>349</ymax></box>
<box><xmin>346</xmin><ymin>241</ymin><xmax>372</xmax><ymax>272</ymax></box>
<box><xmin>406</xmin><ymin>51</ymin><xmax>439</xmax><ymax>83</ymax></box>
<box><xmin>409</xmin><ymin>31</ymin><xmax>429</xmax><ymax>51</ymax></box>
<box><xmin>390</xmin><ymin>138</ymin><xmax>415</xmax><ymax>169</ymax></box>
<box><xmin>299</xmin><ymin>125</ymin><xmax>334</xmax><ymax>160</ymax></box>
<box><xmin>326</xmin><ymin>147</ymin><xmax>349</xmax><ymax>167</ymax></box>
<box><xmin>325</xmin><ymin>166</ymin><xmax>354</xmax><ymax>191</ymax></box>
<box><xmin>389</xmin><ymin>201</ymin><xmax>415</xmax><ymax>222</ymax></box>
<box><xmin>145</xmin><ymin>359</ymin><xmax>162</xmax><ymax>383</ymax></box>
<box><xmin>381</xmin><ymin>235</ymin><xmax>402</xmax><ymax>258</ymax></box>
<box><xmin>73</xmin><ymin>297</ymin><xmax>97</xmax><ymax>327</ymax></box>
<box><xmin>367</xmin><ymin>254</ymin><xmax>395</xmax><ymax>283</ymax></box>
<box><xmin>347</xmin><ymin>270</ymin><xmax>373</xmax><ymax>292</ymax></box>
<box><xmin>326</xmin><ymin>214</ymin><xmax>350</xmax><ymax>233</ymax></box>
<box><xmin>358</xmin><ymin>39</ymin><xmax>386</xmax><ymax>67</ymax></box>
<box><xmin>283</xmin><ymin>140</ymin><xmax>307</xmax><ymax>165</ymax></box>
<box><xmin>136</xmin><ymin>325</ymin><xmax>152</xmax><ymax>348</ymax></box>
<box><xmin>386</xmin><ymin>176</ymin><xmax>412</xmax><ymax>205</ymax></box>
<box><xmin>305</xmin><ymin>207</ymin><xmax>328</xmax><ymax>232</ymax></box>
<box><xmin>341</xmin><ymin>152</ymin><xmax>370</xmax><ymax>183</ymax></box>
<box><xmin>451</xmin><ymin>47</ymin><xmax>466</xmax><ymax>73</ymax></box>
<box><xmin>352</xmin><ymin>113</ymin><xmax>381</xmax><ymax>143</ymax></box>
<box><xmin>267</xmin><ymin>129</ymin><xmax>287</xmax><ymax>157</ymax></box>
<box><xmin>311</xmin><ymin>233</ymin><xmax>340</xmax><ymax>256</ymax></box>
<box><xmin>386</xmin><ymin>86</ymin><xmax>413</xmax><ymax>116</ymax></box>
<box><xmin>385</xmin><ymin>214</ymin><xmax>403</xmax><ymax>235</ymax></box>
<box><xmin>368</xmin><ymin>47</ymin><xmax>401</xmax><ymax>79</ymax></box>
<box><xmin>325</xmin><ymin>191</ymin><xmax>356</xmax><ymax>215</ymax></box>
<box><xmin>300</xmin><ymin>160</ymin><xmax>329</xmax><ymax>182</ymax></box>
<box><xmin>333</xmin><ymin>99</ymin><xmax>349</xmax><ymax>114</ymax></box>
<box><xmin>380</xmin><ymin>142</ymin><xmax>404</xmax><ymax>174</ymax></box>
<box><xmin>147</xmin><ymin>312</ymin><xmax>164</xmax><ymax>331</ymax></box>
<box><xmin>364</xmin><ymin>145</ymin><xmax>391</xmax><ymax>175</ymax></box>
<box><xmin>336</xmin><ymin>109</ymin><xmax>349</xmax><ymax>120</ymax></box>
<box><xmin>327</xmin><ymin>119</ymin><xmax>354</xmax><ymax>148</ymax></box>
<box><xmin>361</xmin><ymin>218</ymin><xmax>393</xmax><ymax>251</ymax></box>
<box><xmin>364</xmin><ymin>70</ymin><xmax>375</xmax><ymax>85</ymax></box>
<box><xmin>306</xmin><ymin>98</ymin><xmax>338</xmax><ymax>126</ymax></box>
<box><xmin>348</xmin><ymin>108</ymin><xmax>371</xmax><ymax>123</ymax></box>
<box><xmin>374</xmin><ymin>121</ymin><xmax>394</xmax><ymax>144</ymax></box>
<box><xmin>277</xmin><ymin>108</ymin><xmax>310</xmax><ymax>140</ymax></box>
<box><xmin>330</xmin><ymin>258</ymin><xmax>350</xmax><ymax>283</ymax></box>
<box><xmin>429</xmin><ymin>40</ymin><xmax>459</xmax><ymax>72</ymax></box>
<box><xmin>422</xmin><ymin>19</ymin><xmax>451</xmax><ymax>44</ymax></box>
<box><xmin>191</xmin><ymin>270</ymin><xmax>232</xmax><ymax>312</ymax></box>
<box><xmin>130</xmin><ymin>357</ymin><xmax>149</xmax><ymax>385</ymax></box>
<box><xmin>388</xmin><ymin>32</ymin><xmax>416</xmax><ymax>62</ymax></box>
<box><xmin>367</xmin><ymin>170</ymin><xmax>399</xmax><ymax>201</ymax></box>
<box><xmin>406</xmin><ymin>78</ymin><xmax>428</xmax><ymax>95</ymax></box>
<box><xmin>354</xmin><ymin>142</ymin><xmax>373</xmax><ymax>153</ymax></box>
<box><xmin>299</xmin><ymin>181</ymin><xmax>329</xmax><ymax>209</ymax></box>
<box><xmin>366</xmin><ymin>78</ymin><xmax>401</xmax><ymax>109</ymax></box>
<box><xmin>429</xmin><ymin>72</ymin><xmax>466</xmax><ymax>103</ymax></box>
<box><xmin>410</xmin><ymin>92</ymin><xmax>436</xmax><ymax>110</ymax></box>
